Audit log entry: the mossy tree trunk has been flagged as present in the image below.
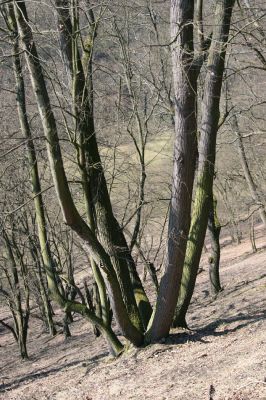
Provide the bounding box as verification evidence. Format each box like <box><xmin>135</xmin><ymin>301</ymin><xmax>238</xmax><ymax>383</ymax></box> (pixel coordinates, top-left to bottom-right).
<box><xmin>6</xmin><ymin>5</ymin><xmax>58</xmax><ymax>337</ymax></box>
<box><xmin>13</xmin><ymin>0</ymin><xmax>141</xmax><ymax>351</ymax></box>
<box><xmin>173</xmin><ymin>0</ymin><xmax>235</xmax><ymax>328</ymax></box>
<box><xmin>55</xmin><ymin>0</ymin><xmax>152</xmax><ymax>330</ymax></box>
<box><xmin>7</xmin><ymin>3</ymin><xmax>61</xmax><ymax>309</ymax></box>
<box><xmin>10</xmin><ymin>0</ymin><xmax>237</xmax><ymax>351</ymax></box>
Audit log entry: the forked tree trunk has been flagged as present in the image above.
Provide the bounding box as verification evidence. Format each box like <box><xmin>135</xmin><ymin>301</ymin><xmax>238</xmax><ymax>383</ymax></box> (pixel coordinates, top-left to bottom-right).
<box><xmin>55</xmin><ymin>0</ymin><xmax>110</xmax><ymax>328</ymax></box>
<box><xmin>173</xmin><ymin>0</ymin><xmax>235</xmax><ymax>328</ymax></box>
<box><xmin>13</xmin><ymin>0</ymin><xmax>141</xmax><ymax>351</ymax></box>
<box><xmin>55</xmin><ymin>1</ymin><xmax>151</xmax><ymax>330</ymax></box>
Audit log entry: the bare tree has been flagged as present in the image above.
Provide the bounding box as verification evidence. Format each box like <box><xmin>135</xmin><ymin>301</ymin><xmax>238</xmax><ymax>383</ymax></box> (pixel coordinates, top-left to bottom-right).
<box><xmin>0</xmin><ymin>219</ymin><xmax>30</xmax><ymax>359</ymax></box>
<box><xmin>0</xmin><ymin>0</ymin><xmax>248</xmax><ymax>356</ymax></box>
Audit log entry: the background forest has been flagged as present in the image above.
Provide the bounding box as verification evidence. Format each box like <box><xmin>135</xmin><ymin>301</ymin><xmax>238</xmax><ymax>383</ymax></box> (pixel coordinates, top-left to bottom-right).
<box><xmin>0</xmin><ymin>0</ymin><xmax>265</xmax><ymax>399</ymax></box>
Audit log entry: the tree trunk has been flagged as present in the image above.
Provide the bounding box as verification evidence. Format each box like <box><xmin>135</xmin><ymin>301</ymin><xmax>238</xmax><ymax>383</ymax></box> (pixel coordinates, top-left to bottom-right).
<box><xmin>230</xmin><ymin>113</ymin><xmax>266</xmax><ymax>227</ymax></box>
<box><xmin>217</xmin><ymin>183</ymin><xmax>242</xmax><ymax>244</ymax></box>
<box><xmin>208</xmin><ymin>197</ymin><xmax>222</xmax><ymax>295</ymax></box>
<box><xmin>14</xmin><ymin>0</ymin><xmax>142</xmax><ymax>349</ymax></box>
<box><xmin>173</xmin><ymin>0</ymin><xmax>235</xmax><ymax>328</ymax></box>
<box><xmin>92</xmin><ymin>282</ymin><xmax>102</xmax><ymax>337</ymax></box>
<box><xmin>249</xmin><ymin>215</ymin><xmax>257</xmax><ymax>253</ymax></box>
<box><xmin>63</xmin><ymin>313</ymin><xmax>71</xmax><ymax>339</ymax></box>
<box><xmin>2</xmin><ymin>229</ymin><xmax>30</xmax><ymax>359</ymax></box>
<box><xmin>39</xmin><ymin>278</ymin><xmax>57</xmax><ymax>336</ymax></box>
<box><xmin>29</xmin><ymin>243</ymin><xmax>57</xmax><ymax>336</ymax></box>
<box><xmin>16</xmin><ymin>311</ymin><xmax>29</xmax><ymax>360</ymax></box>
<box><xmin>149</xmin><ymin>0</ymin><xmax>198</xmax><ymax>342</ymax></box>
<box><xmin>8</xmin><ymin>3</ymin><xmax>62</xmax><ymax>306</ymax></box>
<box><xmin>55</xmin><ymin>1</ymin><xmax>151</xmax><ymax>330</ymax></box>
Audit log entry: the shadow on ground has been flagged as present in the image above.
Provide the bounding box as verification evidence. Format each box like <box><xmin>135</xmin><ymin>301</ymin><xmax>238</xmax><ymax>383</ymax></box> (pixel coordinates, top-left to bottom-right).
<box><xmin>0</xmin><ymin>351</ymin><xmax>108</xmax><ymax>393</ymax></box>
<box><xmin>166</xmin><ymin>310</ymin><xmax>266</xmax><ymax>346</ymax></box>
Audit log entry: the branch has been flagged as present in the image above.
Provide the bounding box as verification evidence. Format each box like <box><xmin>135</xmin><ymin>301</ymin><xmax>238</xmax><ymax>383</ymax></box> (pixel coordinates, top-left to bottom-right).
<box><xmin>0</xmin><ymin>319</ymin><xmax>18</xmax><ymax>341</ymax></box>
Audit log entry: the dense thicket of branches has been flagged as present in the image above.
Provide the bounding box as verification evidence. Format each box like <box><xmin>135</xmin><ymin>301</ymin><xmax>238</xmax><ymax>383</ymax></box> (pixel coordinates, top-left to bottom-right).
<box><xmin>0</xmin><ymin>0</ymin><xmax>265</xmax><ymax>359</ymax></box>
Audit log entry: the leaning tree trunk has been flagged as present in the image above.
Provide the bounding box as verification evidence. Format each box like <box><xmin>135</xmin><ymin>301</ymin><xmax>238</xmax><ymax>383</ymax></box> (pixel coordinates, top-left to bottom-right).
<box><xmin>7</xmin><ymin>3</ymin><xmax>61</xmax><ymax>307</ymax></box>
<box><xmin>55</xmin><ymin>1</ymin><xmax>152</xmax><ymax>331</ymax></box>
<box><xmin>55</xmin><ymin>0</ymin><xmax>110</xmax><ymax>329</ymax></box>
<box><xmin>173</xmin><ymin>0</ymin><xmax>235</xmax><ymax>328</ymax></box>
<box><xmin>13</xmin><ymin>0</ymin><xmax>142</xmax><ymax>351</ymax></box>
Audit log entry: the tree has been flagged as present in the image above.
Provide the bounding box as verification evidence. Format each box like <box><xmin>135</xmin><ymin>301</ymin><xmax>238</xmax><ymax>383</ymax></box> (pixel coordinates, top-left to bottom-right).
<box><xmin>0</xmin><ymin>0</ymin><xmax>237</xmax><ymax>355</ymax></box>
<box><xmin>172</xmin><ymin>0</ymin><xmax>235</xmax><ymax>328</ymax></box>
<box><xmin>0</xmin><ymin>217</ymin><xmax>30</xmax><ymax>359</ymax></box>
<box><xmin>148</xmin><ymin>0</ymin><xmax>198</xmax><ymax>341</ymax></box>
<box><xmin>213</xmin><ymin>0</ymin><xmax>266</xmax><ymax>245</ymax></box>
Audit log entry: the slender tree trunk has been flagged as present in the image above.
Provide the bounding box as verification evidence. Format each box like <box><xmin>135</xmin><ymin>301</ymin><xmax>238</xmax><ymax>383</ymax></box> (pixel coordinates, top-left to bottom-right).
<box><xmin>84</xmin><ymin>280</ymin><xmax>101</xmax><ymax>337</ymax></box>
<box><xmin>63</xmin><ymin>314</ymin><xmax>71</xmax><ymax>339</ymax></box>
<box><xmin>41</xmin><ymin>290</ymin><xmax>57</xmax><ymax>335</ymax></box>
<box><xmin>37</xmin><ymin>268</ymin><xmax>57</xmax><ymax>335</ymax></box>
<box><xmin>92</xmin><ymin>282</ymin><xmax>102</xmax><ymax>337</ymax></box>
<box><xmin>249</xmin><ymin>215</ymin><xmax>257</xmax><ymax>253</ymax></box>
<box><xmin>208</xmin><ymin>197</ymin><xmax>222</xmax><ymax>295</ymax></box>
<box><xmin>8</xmin><ymin>4</ymin><xmax>61</xmax><ymax>305</ymax></box>
<box><xmin>28</xmin><ymin>238</ymin><xmax>57</xmax><ymax>336</ymax></box>
<box><xmin>2</xmin><ymin>229</ymin><xmax>30</xmax><ymax>359</ymax></box>
<box><xmin>217</xmin><ymin>183</ymin><xmax>242</xmax><ymax>244</ymax></box>
<box><xmin>230</xmin><ymin>113</ymin><xmax>266</xmax><ymax>227</ymax></box>
<box><xmin>0</xmin><ymin>319</ymin><xmax>18</xmax><ymax>342</ymax></box>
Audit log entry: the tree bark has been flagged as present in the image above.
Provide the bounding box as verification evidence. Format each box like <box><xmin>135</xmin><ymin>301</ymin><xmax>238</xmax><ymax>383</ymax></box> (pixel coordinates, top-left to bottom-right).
<box><xmin>173</xmin><ymin>0</ymin><xmax>235</xmax><ymax>328</ymax></box>
<box><xmin>2</xmin><ymin>229</ymin><xmax>30</xmax><ymax>359</ymax></box>
<box><xmin>55</xmin><ymin>1</ymin><xmax>151</xmax><ymax>330</ymax></box>
<box><xmin>14</xmin><ymin>0</ymin><xmax>142</xmax><ymax>349</ymax></box>
<box><xmin>208</xmin><ymin>197</ymin><xmax>222</xmax><ymax>295</ymax></box>
<box><xmin>149</xmin><ymin>0</ymin><xmax>198</xmax><ymax>341</ymax></box>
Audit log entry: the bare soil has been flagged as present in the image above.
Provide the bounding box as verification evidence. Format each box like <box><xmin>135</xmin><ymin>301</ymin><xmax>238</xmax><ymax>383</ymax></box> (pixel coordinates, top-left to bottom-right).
<box><xmin>0</xmin><ymin>226</ymin><xmax>265</xmax><ymax>400</ymax></box>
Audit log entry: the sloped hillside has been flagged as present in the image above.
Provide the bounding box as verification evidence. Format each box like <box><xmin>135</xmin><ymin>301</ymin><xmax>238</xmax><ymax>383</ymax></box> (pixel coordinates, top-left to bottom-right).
<box><xmin>0</xmin><ymin>226</ymin><xmax>265</xmax><ymax>400</ymax></box>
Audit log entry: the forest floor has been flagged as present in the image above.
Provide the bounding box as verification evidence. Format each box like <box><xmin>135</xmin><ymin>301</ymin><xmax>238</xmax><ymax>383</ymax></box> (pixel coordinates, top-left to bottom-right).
<box><xmin>0</xmin><ymin>225</ymin><xmax>266</xmax><ymax>400</ymax></box>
